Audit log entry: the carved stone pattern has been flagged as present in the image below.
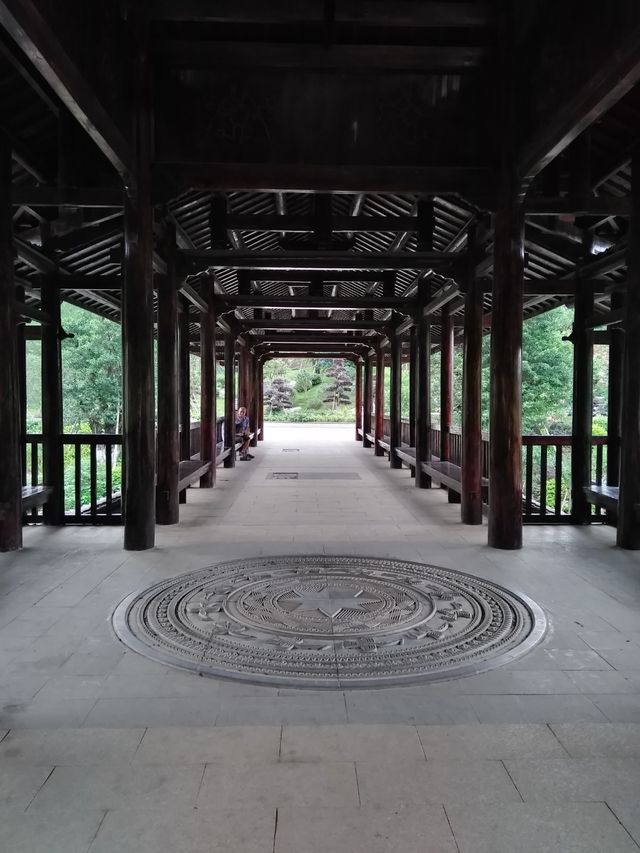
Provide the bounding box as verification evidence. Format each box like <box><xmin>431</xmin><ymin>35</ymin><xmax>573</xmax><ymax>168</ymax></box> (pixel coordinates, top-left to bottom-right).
<box><xmin>112</xmin><ymin>555</ymin><xmax>546</xmax><ymax>688</ymax></box>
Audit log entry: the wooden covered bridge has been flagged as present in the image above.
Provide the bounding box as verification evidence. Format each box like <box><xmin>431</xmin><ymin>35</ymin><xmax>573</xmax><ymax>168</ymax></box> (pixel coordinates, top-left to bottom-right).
<box><xmin>1</xmin><ymin>0</ymin><xmax>640</xmax><ymax>552</ymax></box>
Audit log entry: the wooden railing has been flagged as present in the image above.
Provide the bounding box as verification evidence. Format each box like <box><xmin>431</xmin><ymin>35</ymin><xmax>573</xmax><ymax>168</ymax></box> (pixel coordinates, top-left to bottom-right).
<box><xmin>23</xmin><ymin>434</ymin><xmax>44</xmax><ymax>522</ymax></box>
<box><xmin>63</xmin><ymin>434</ymin><xmax>123</xmax><ymax>524</ymax></box>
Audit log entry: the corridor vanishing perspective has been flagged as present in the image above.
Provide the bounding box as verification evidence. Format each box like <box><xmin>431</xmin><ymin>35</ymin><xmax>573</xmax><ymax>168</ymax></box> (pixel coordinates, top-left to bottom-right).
<box><xmin>2</xmin><ymin>426</ymin><xmax>640</xmax><ymax>851</ymax></box>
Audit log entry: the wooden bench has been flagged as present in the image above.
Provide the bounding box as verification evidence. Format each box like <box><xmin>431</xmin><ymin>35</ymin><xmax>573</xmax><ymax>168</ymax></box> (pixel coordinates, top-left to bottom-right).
<box><xmin>422</xmin><ymin>460</ymin><xmax>489</xmax><ymax>504</ymax></box>
<box><xmin>584</xmin><ymin>484</ymin><xmax>619</xmax><ymax>522</ymax></box>
<box><xmin>22</xmin><ymin>485</ymin><xmax>52</xmax><ymax>512</ymax></box>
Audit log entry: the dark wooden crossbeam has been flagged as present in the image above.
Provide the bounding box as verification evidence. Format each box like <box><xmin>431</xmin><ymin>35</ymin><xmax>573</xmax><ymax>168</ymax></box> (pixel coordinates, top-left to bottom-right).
<box><xmin>586</xmin><ymin>307</ymin><xmax>625</xmax><ymax>329</ymax></box>
<box><xmin>247</xmin><ymin>332</ymin><xmax>378</xmax><ymax>345</ymax></box>
<box><xmin>216</xmin><ymin>295</ymin><xmax>410</xmax><ymax>311</ymax></box>
<box><xmin>155</xmin><ymin>163</ymin><xmax>495</xmax><ymax>198</ymax></box>
<box><xmin>156</xmin><ymin>41</ymin><xmax>485</xmax><ymax>72</ymax></box>
<box><xmin>524</xmin><ymin>197</ymin><xmax>632</xmax><ymax>216</ymax></box>
<box><xmin>519</xmin><ymin>7</ymin><xmax>640</xmax><ymax>183</ymax></box>
<box><xmin>11</xmin><ymin>186</ymin><xmax>123</xmax><ymax>208</ymax></box>
<box><xmin>2</xmin><ymin>126</ymin><xmax>52</xmax><ymax>184</ymax></box>
<box><xmin>225</xmin><ymin>214</ymin><xmax>419</xmax><ymax>233</ymax></box>
<box><xmin>181</xmin><ymin>249</ymin><xmax>459</xmax><ymax>273</ymax></box>
<box><xmin>248</xmin><ymin>271</ymin><xmax>384</xmax><ymax>283</ymax></box>
<box><xmin>140</xmin><ymin>0</ymin><xmax>492</xmax><ymax>27</ymax></box>
<box><xmin>0</xmin><ymin>0</ymin><xmax>131</xmax><ymax>177</ymax></box>
<box><xmin>240</xmin><ymin>320</ymin><xmax>383</xmax><ymax>332</ymax></box>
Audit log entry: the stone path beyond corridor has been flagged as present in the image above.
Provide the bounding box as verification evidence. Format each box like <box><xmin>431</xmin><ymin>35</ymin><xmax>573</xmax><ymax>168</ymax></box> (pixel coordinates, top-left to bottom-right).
<box><xmin>1</xmin><ymin>424</ymin><xmax>640</xmax><ymax>851</ymax></box>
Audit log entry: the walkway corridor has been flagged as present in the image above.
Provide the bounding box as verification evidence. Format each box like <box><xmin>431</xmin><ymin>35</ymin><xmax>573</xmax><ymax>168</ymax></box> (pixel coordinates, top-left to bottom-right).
<box><xmin>1</xmin><ymin>424</ymin><xmax>640</xmax><ymax>851</ymax></box>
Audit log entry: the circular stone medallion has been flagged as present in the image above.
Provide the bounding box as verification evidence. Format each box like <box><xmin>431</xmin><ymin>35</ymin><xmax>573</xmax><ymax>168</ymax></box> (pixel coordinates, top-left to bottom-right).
<box><xmin>112</xmin><ymin>555</ymin><xmax>547</xmax><ymax>688</ymax></box>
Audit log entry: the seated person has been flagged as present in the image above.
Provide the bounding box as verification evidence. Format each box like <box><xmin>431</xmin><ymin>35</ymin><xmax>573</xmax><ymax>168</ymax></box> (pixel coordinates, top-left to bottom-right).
<box><xmin>235</xmin><ymin>406</ymin><xmax>253</xmax><ymax>461</ymax></box>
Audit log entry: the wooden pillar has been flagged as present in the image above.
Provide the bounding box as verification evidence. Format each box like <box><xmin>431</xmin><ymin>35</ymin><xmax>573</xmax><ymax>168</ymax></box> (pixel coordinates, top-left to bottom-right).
<box><xmin>257</xmin><ymin>358</ymin><xmax>264</xmax><ymax>441</ymax></box>
<box><xmin>389</xmin><ymin>329</ymin><xmax>402</xmax><ymax>468</ymax></box>
<box><xmin>414</xmin><ymin>312</ymin><xmax>432</xmax><ymax>489</ymax></box>
<box><xmin>122</xmin><ymin>22</ymin><xmax>155</xmax><ymax>550</ymax></box>
<box><xmin>488</xmin><ymin>195</ymin><xmax>524</xmax><ymax>549</ymax></box>
<box><xmin>461</xmin><ymin>225</ymin><xmax>483</xmax><ymax>524</ymax></box>
<box><xmin>355</xmin><ymin>359</ymin><xmax>363</xmax><ymax>440</ymax></box>
<box><xmin>409</xmin><ymin>329</ymin><xmax>416</xmax><ymax>448</ymax></box>
<box><xmin>16</xmin><ymin>286</ymin><xmax>27</xmax><ymax>485</ymax></box>
<box><xmin>224</xmin><ymin>332</ymin><xmax>236</xmax><ymax>467</ymax></box>
<box><xmin>199</xmin><ymin>281</ymin><xmax>216</xmax><ymax>488</ymax></box>
<box><xmin>156</xmin><ymin>222</ymin><xmax>179</xmax><ymax>524</ymax></box>
<box><xmin>607</xmin><ymin>291</ymin><xmax>624</xmax><ymax>487</ymax></box>
<box><xmin>250</xmin><ymin>354</ymin><xmax>259</xmax><ymax>447</ymax></box>
<box><xmin>374</xmin><ymin>347</ymin><xmax>385</xmax><ymax>456</ymax></box>
<box><xmin>41</xmin><ymin>284</ymin><xmax>64</xmax><ymax>524</ymax></box>
<box><xmin>571</xmin><ymin>250</ymin><xmax>594</xmax><ymax>525</ymax></box>
<box><xmin>0</xmin><ymin>136</ymin><xmax>22</xmax><ymax>551</ymax></box>
<box><xmin>362</xmin><ymin>356</ymin><xmax>373</xmax><ymax>448</ymax></box>
<box><xmin>238</xmin><ymin>344</ymin><xmax>249</xmax><ymax>410</ymax></box>
<box><xmin>179</xmin><ymin>298</ymin><xmax>191</xmax><ymax>462</ymax></box>
<box><xmin>440</xmin><ymin>304</ymin><xmax>453</xmax><ymax>462</ymax></box>
<box><xmin>617</xmin><ymin>149</ymin><xmax>640</xmax><ymax>548</ymax></box>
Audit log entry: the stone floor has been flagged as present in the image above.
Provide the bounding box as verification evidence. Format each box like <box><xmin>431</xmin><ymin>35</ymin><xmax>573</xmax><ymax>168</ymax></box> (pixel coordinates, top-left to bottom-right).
<box><xmin>1</xmin><ymin>423</ymin><xmax>640</xmax><ymax>852</ymax></box>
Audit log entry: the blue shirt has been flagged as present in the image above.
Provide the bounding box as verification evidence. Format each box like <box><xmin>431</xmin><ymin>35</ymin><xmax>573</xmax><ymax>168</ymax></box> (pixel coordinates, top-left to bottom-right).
<box><xmin>235</xmin><ymin>415</ymin><xmax>249</xmax><ymax>431</ymax></box>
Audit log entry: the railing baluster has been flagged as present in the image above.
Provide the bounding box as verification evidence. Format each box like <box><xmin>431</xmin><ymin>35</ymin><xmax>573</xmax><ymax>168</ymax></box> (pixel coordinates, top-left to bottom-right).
<box><xmin>525</xmin><ymin>444</ymin><xmax>533</xmax><ymax>517</ymax></box>
<box><xmin>106</xmin><ymin>442</ymin><xmax>113</xmax><ymax>516</ymax></box>
<box><xmin>555</xmin><ymin>444</ymin><xmax>563</xmax><ymax>517</ymax></box>
<box><xmin>596</xmin><ymin>444</ymin><xmax>603</xmax><ymax>487</ymax></box>
<box><xmin>74</xmin><ymin>443</ymin><xmax>82</xmax><ymax>518</ymax></box>
<box><xmin>540</xmin><ymin>445</ymin><xmax>548</xmax><ymax>516</ymax></box>
<box><xmin>90</xmin><ymin>443</ymin><xmax>97</xmax><ymax>517</ymax></box>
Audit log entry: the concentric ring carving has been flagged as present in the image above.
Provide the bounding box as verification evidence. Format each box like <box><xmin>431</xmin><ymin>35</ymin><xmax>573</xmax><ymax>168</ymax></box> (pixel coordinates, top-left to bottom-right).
<box><xmin>112</xmin><ymin>555</ymin><xmax>547</xmax><ymax>688</ymax></box>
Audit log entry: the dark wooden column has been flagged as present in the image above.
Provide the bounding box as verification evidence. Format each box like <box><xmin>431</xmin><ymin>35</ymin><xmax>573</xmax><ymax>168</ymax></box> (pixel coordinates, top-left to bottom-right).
<box><xmin>200</xmin><ymin>281</ymin><xmax>216</xmax><ymax>488</ymax></box>
<box><xmin>414</xmin><ymin>311</ymin><xmax>432</xmax><ymax>489</ymax></box>
<box><xmin>250</xmin><ymin>354</ymin><xmax>259</xmax><ymax>447</ymax></box>
<box><xmin>355</xmin><ymin>359</ymin><xmax>363</xmax><ymax>440</ymax></box>
<box><xmin>0</xmin><ymin>136</ymin><xmax>22</xmax><ymax>551</ymax></box>
<box><xmin>16</xmin><ymin>286</ymin><xmax>27</xmax><ymax>486</ymax></box>
<box><xmin>461</xmin><ymin>225</ymin><xmax>483</xmax><ymax>524</ymax></box>
<box><xmin>122</xmin><ymin>23</ymin><xmax>155</xmax><ymax>550</ymax></box>
<box><xmin>179</xmin><ymin>299</ymin><xmax>191</xmax><ymax>460</ymax></box>
<box><xmin>224</xmin><ymin>332</ymin><xmax>236</xmax><ymax>467</ymax></box>
<box><xmin>40</xmin><ymin>284</ymin><xmax>64</xmax><ymax>524</ymax></box>
<box><xmin>363</xmin><ymin>356</ymin><xmax>373</xmax><ymax>448</ymax></box>
<box><xmin>440</xmin><ymin>304</ymin><xmax>453</xmax><ymax>462</ymax></box>
<box><xmin>156</xmin><ymin>222</ymin><xmax>179</xmax><ymax>524</ymax></box>
<box><xmin>617</xmin><ymin>149</ymin><xmax>640</xmax><ymax>548</ymax></box>
<box><xmin>607</xmin><ymin>291</ymin><xmax>624</xmax><ymax>488</ymax></box>
<box><xmin>409</xmin><ymin>328</ymin><xmax>416</xmax><ymax>448</ymax></box>
<box><xmin>257</xmin><ymin>358</ymin><xmax>264</xmax><ymax>441</ymax></box>
<box><xmin>571</xmin><ymin>270</ymin><xmax>594</xmax><ymax>525</ymax></box>
<box><xmin>488</xmin><ymin>195</ymin><xmax>524</xmax><ymax>549</ymax></box>
<box><xmin>389</xmin><ymin>328</ymin><xmax>402</xmax><ymax>468</ymax></box>
<box><xmin>374</xmin><ymin>347</ymin><xmax>385</xmax><ymax>456</ymax></box>
<box><xmin>238</xmin><ymin>344</ymin><xmax>249</xmax><ymax>410</ymax></box>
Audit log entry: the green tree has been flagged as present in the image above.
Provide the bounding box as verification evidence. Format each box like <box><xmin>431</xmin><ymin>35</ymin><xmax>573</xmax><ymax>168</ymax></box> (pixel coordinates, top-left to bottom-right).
<box><xmin>61</xmin><ymin>304</ymin><xmax>122</xmax><ymax>433</ymax></box>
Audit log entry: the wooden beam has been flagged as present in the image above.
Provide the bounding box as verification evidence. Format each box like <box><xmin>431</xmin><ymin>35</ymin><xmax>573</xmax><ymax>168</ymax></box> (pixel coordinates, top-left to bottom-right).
<box><xmin>248</xmin><ymin>270</ymin><xmax>385</xmax><ymax>283</ymax></box>
<box><xmin>11</xmin><ymin>186</ymin><xmax>123</xmax><ymax>208</ymax></box>
<box><xmin>156</xmin><ymin>162</ymin><xmax>495</xmax><ymax>198</ymax></box>
<box><xmin>524</xmin><ymin>196</ymin><xmax>632</xmax><ymax>217</ymax></box>
<box><xmin>157</xmin><ymin>41</ymin><xmax>485</xmax><ymax>71</ymax></box>
<box><xmin>414</xmin><ymin>308</ymin><xmax>431</xmax><ymax>489</ymax></box>
<box><xmin>224</xmin><ymin>214</ymin><xmax>420</xmax><ymax>233</ymax></box>
<box><xmin>223</xmin><ymin>331</ymin><xmax>236</xmax><ymax>468</ymax></box>
<box><xmin>423</xmin><ymin>281</ymin><xmax>460</xmax><ymax>316</ymax></box>
<box><xmin>179</xmin><ymin>296</ymin><xmax>191</xmax><ymax>464</ymax></box>
<box><xmin>217</xmin><ymin>295</ymin><xmax>411</xmax><ymax>312</ymax></box>
<box><xmin>199</xmin><ymin>280</ymin><xmax>216</xmax><ymax>488</ymax></box>
<box><xmin>374</xmin><ymin>347</ymin><xmax>385</xmax><ymax>456</ymax></box>
<box><xmin>0</xmin><ymin>0</ymin><xmax>131</xmax><ymax>177</ymax></box>
<box><xmin>519</xmin><ymin>11</ymin><xmax>640</xmax><ymax>183</ymax></box>
<box><xmin>461</xmin><ymin>223</ymin><xmax>483</xmax><ymax>524</ymax></box>
<box><xmin>355</xmin><ymin>360</ymin><xmax>363</xmax><ymax>442</ymax></box>
<box><xmin>182</xmin><ymin>249</ymin><xmax>460</xmax><ymax>273</ymax></box>
<box><xmin>40</xmin><ymin>285</ymin><xmax>64</xmax><ymax>523</ymax></box>
<box><xmin>571</xmin><ymin>271</ymin><xmax>594</xmax><ymax>525</ymax></box>
<box><xmin>389</xmin><ymin>327</ymin><xmax>402</xmax><ymax>468</ymax></box>
<box><xmin>585</xmin><ymin>307</ymin><xmax>625</xmax><ymax>329</ymax></box>
<box><xmin>239</xmin><ymin>320</ymin><xmax>383</xmax><ymax>331</ymax></box>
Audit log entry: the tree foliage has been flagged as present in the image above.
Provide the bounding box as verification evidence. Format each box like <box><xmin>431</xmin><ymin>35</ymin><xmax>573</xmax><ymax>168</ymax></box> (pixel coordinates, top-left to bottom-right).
<box><xmin>264</xmin><ymin>377</ymin><xmax>294</xmax><ymax>412</ymax></box>
<box><xmin>323</xmin><ymin>360</ymin><xmax>353</xmax><ymax>409</ymax></box>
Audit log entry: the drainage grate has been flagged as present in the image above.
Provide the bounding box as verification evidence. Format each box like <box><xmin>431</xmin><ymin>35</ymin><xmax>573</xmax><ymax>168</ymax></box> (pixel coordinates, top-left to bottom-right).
<box><xmin>268</xmin><ymin>472</ymin><xmax>299</xmax><ymax>480</ymax></box>
<box><xmin>282</xmin><ymin>448</ymin><xmax>300</xmax><ymax>452</ymax></box>
<box><xmin>267</xmin><ymin>472</ymin><xmax>360</xmax><ymax>481</ymax></box>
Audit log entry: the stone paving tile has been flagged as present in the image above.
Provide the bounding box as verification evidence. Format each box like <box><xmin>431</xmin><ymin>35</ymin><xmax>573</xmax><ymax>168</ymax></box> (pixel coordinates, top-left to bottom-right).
<box><xmin>215</xmin><ymin>696</ymin><xmax>348</xmax><ymax>725</ymax></box>
<box><xmin>416</xmin><ymin>724</ymin><xmax>567</xmax><ymax>760</ymax></box>
<box><xmin>134</xmin><ymin>725</ymin><xmax>281</xmax><ymax>764</ymax></box>
<box><xmin>606</xmin><ymin>801</ymin><xmax>640</xmax><ymax>847</ymax></box>
<box><xmin>592</xmin><ymin>647</ymin><xmax>640</xmax><ymax>671</ymax></box>
<box><xmin>345</xmin><ymin>692</ymin><xmax>479</xmax><ymax>724</ymax></box>
<box><xmin>89</xmin><ymin>806</ymin><xmax>275</xmax><ymax>853</ymax></box>
<box><xmin>0</xmin><ymin>807</ymin><xmax>103</xmax><ymax>853</ymax></box>
<box><xmin>0</xmin><ymin>698</ymin><xmax>96</xmax><ymax>729</ymax></box>
<box><xmin>198</xmin><ymin>761</ymin><xmax>359</xmax><ymax>809</ymax></box>
<box><xmin>280</xmin><ymin>723</ymin><xmax>424</xmax><ymax>763</ymax></box>
<box><xmin>505</xmin><ymin>757</ymin><xmax>640</xmax><ymax>802</ymax></box>
<box><xmin>31</xmin><ymin>763</ymin><xmax>204</xmax><ymax>812</ymax></box>
<box><xmin>82</xmin><ymin>697</ymin><xmax>221</xmax><ymax>728</ymax></box>
<box><xmin>551</xmin><ymin>723</ymin><xmax>640</xmax><ymax>757</ymax></box>
<box><xmin>468</xmin><ymin>694</ymin><xmax>609</xmax><ymax>724</ymax></box>
<box><xmin>589</xmin><ymin>694</ymin><xmax>640</xmax><ymax>722</ymax></box>
<box><xmin>0</xmin><ymin>728</ymin><xmax>144</xmax><ymax>765</ymax></box>
<box><xmin>565</xmin><ymin>670</ymin><xmax>640</xmax><ymax>693</ymax></box>
<box><xmin>446</xmin><ymin>802</ymin><xmax>639</xmax><ymax>853</ymax></box>
<box><xmin>274</xmin><ymin>805</ymin><xmax>457</xmax><ymax>853</ymax></box>
<box><xmin>0</xmin><ymin>763</ymin><xmax>54</xmax><ymax>810</ymax></box>
<box><xmin>356</xmin><ymin>759</ymin><xmax>521</xmax><ymax>807</ymax></box>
